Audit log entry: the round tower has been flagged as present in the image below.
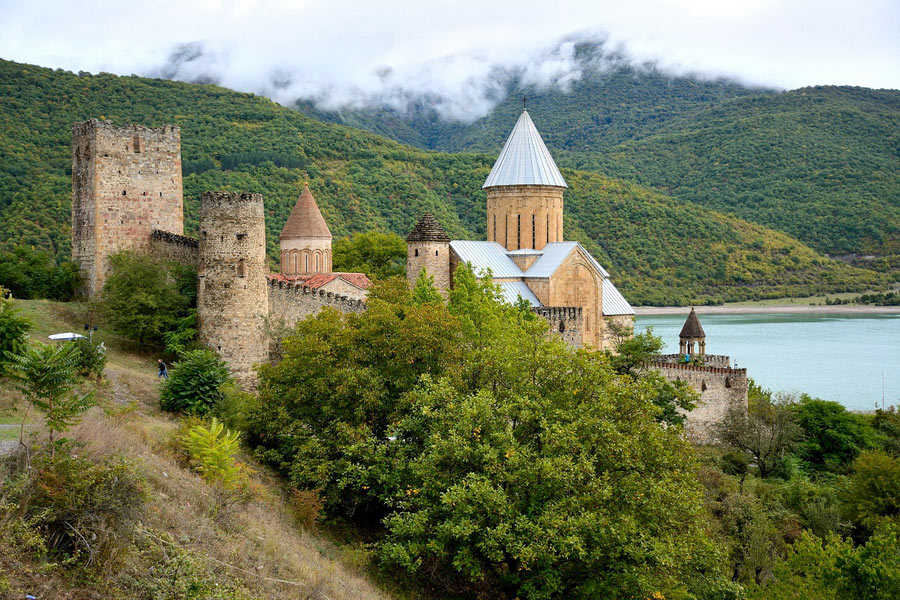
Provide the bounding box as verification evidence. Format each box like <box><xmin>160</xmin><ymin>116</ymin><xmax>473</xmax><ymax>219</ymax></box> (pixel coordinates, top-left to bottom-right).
<box><xmin>406</xmin><ymin>213</ymin><xmax>451</xmax><ymax>293</ymax></box>
<box><xmin>679</xmin><ymin>307</ymin><xmax>706</xmax><ymax>359</ymax></box>
<box><xmin>483</xmin><ymin>109</ymin><xmax>567</xmax><ymax>251</ymax></box>
<box><xmin>280</xmin><ymin>184</ymin><xmax>332</xmax><ymax>276</ymax></box>
<box><xmin>196</xmin><ymin>191</ymin><xmax>269</xmax><ymax>387</ymax></box>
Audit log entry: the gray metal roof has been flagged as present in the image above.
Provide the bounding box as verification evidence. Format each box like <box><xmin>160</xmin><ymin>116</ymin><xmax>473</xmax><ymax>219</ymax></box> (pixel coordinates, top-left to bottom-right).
<box><xmin>525</xmin><ymin>242</ymin><xmax>609</xmax><ymax>279</ymax></box>
<box><xmin>483</xmin><ymin>110</ymin><xmax>568</xmax><ymax>189</ymax></box>
<box><xmin>497</xmin><ymin>281</ymin><xmax>542</xmax><ymax>307</ymax></box>
<box><xmin>602</xmin><ymin>278</ymin><xmax>635</xmax><ymax>316</ymax></box>
<box><xmin>449</xmin><ymin>241</ymin><xmax>524</xmax><ymax>278</ymax></box>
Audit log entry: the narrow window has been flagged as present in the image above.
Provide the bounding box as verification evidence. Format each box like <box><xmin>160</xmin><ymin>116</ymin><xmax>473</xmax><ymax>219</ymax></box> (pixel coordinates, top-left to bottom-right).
<box><xmin>505</xmin><ymin>214</ymin><xmax>508</xmax><ymax>245</ymax></box>
<box><xmin>493</xmin><ymin>215</ymin><xmax>496</xmax><ymax>241</ymax></box>
<box><xmin>316</xmin><ymin>254</ymin><xmax>320</xmax><ymax>272</ymax></box>
<box><xmin>517</xmin><ymin>214</ymin><xmax>521</xmax><ymax>249</ymax></box>
<box><xmin>133</xmin><ymin>135</ymin><xmax>141</xmax><ymax>153</ymax></box>
<box><xmin>122</xmin><ymin>190</ymin><xmax>126</xmax><ymax>196</ymax></box>
<box><xmin>435</xmin><ymin>250</ymin><xmax>438</xmax><ymax>256</ymax></box>
<box><xmin>559</xmin><ymin>321</ymin><xmax>565</xmax><ymax>333</ymax></box>
<box><xmin>414</xmin><ymin>248</ymin><xmax>419</xmax><ymax>257</ymax></box>
<box><xmin>532</xmin><ymin>213</ymin><xmax>535</xmax><ymax>249</ymax></box>
<box><xmin>236</xmin><ymin>259</ymin><xmax>246</xmax><ymax>278</ymax></box>
<box><xmin>305</xmin><ymin>255</ymin><xmax>309</xmax><ymax>273</ymax></box>
<box><xmin>546</xmin><ymin>214</ymin><xmax>550</xmax><ymax>244</ymax></box>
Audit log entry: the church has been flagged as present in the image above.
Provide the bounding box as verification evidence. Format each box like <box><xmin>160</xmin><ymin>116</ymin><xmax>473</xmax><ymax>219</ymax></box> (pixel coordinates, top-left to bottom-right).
<box><xmin>406</xmin><ymin>109</ymin><xmax>634</xmax><ymax>350</ymax></box>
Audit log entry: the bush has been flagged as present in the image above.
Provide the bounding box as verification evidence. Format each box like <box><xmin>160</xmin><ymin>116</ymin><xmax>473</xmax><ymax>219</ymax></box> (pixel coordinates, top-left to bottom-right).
<box><xmin>792</xmin><ymin>397</ymin><xmax>876</xmax><ymax>472</ymax></box>
<box><xmin>0</xmin><ymin>290</ymin><xmax>31</xmax><ymax>375</ymax></box>
<box><xmin>160</xmin><ymin>349</ymin><xmax>231</xmax><ymax>415</ymax></box>
<box><xmin>69</xmin><ymin>336</ymin><xmax>107</xmax><ymax>379</ymax></box>
<box><xmin>1</xmin><ymin>444</ymin><xmax>147</xmax><ymax>567</ymax></box>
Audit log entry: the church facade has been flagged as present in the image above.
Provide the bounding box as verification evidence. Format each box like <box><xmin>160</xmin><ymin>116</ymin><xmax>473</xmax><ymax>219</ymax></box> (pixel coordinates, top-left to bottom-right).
<box><xmin>406</xmin><ymin>109</ymin><xmax>634</xmax><ymax>350</ymax></box>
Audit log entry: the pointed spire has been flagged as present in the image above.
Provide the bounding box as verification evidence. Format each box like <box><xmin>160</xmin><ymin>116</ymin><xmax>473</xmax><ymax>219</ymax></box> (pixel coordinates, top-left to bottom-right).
<box><xmin>407</xmin><ymin>213</ymin><xmax>450</xmax><ymax>242</ymax></box>
<box><xmin>679</xmin><ymin>307</ymin><xmax>706</xmax><ymax>339</ymax></box>
<box><xmin>483</xmin><ymin>110</ymin><xmax>567</xmax><ymax>189</ymax></box>
<box><xmin>280</xmin><ymin>184</ymin><xmax>332</xmax><ymax>240</ymax></box>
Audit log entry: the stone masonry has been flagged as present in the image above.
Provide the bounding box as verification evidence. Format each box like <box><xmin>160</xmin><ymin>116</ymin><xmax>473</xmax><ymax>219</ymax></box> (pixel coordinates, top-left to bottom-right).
<box><xmin>72</xmin><ymin>119</ymin><xmax>183</xmax><ymax>295</ymax></box>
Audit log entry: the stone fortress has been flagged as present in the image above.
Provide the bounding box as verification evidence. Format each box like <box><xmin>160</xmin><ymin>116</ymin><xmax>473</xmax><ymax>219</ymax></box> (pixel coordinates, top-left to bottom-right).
<box><xmin>71</xmin><ymin>113</ymin><xmax>746</xmax><ymax>436</ymax></box>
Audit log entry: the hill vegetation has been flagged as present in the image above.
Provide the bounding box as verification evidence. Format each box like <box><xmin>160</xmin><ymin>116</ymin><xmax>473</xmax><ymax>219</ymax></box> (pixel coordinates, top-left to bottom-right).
<box><xmin>0</xmin><ymin>58</ymin><xmax>887</xmax><ymax>304</ymax></box>
<box><xmin>297</xmin><ymin>42</ymin><xmax>900</xmax><ymax>259</ymax></box>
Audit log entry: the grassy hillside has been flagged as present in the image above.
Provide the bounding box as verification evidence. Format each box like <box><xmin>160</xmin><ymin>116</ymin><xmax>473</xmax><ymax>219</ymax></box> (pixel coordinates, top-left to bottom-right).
<box><xmin>0</xmin><ymin>58</ymin><xmax>884</xmax><ymax>304</ymax></box>
<box><xmin>296</xmin><ymin>44</ymin><xmax>900</xmax><ymax>258</ymax></box>
<box><xmin>1</xmin><ymin>299</ymin><xmax>393</xmax><ymax>599</ymax></box>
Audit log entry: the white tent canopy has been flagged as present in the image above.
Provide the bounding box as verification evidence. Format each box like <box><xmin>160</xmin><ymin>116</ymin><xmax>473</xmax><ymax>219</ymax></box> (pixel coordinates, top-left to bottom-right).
<box><xmin>48</xmin><ymin>332</ymin><xmax>85</xmax><ymax>341</ymax></box>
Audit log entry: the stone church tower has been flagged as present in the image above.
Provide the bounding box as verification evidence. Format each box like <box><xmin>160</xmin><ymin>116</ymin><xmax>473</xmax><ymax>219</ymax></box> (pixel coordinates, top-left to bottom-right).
<box><xmin>280</xmin><ymin>184</ymin><xmax>332</xmax><ymax>276</ymax></box>
<box><xmin>196</xmin><ymin>192</ymin><xmax>269</xmax><ymax>387</ymax></box>
<box><xmin>71</xmin><ymin>119</ymin><xmax>183</xmax><ymax>295</ymax></box>
<box><xmin>483</xmin><ymin>109</ymin><xmax>567</xmax><ymax>251</ymax></box>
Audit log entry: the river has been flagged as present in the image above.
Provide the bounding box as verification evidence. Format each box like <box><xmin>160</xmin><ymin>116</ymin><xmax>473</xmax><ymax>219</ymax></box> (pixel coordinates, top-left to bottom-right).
<box><xmin>635</xmin><ymin>312</ymin><xmax>900</xmax><ymax>412</ymax></box>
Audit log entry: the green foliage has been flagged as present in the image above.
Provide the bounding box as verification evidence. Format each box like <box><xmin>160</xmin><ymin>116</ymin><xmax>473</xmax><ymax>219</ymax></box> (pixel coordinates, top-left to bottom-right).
<box><xmin>159</xmin><ymin>349</ymin><xmax>231</xmax><ymax>415</ymax></box>
<box><xmin>0</xmin><ymin>58</ymin><xmax>884</xmax><ymax>305</ymax></box>
<box><xmin>871</xmin><ymin>407</ymin><xmax>900</xmax><ymax>456</ymax></box>
<box><xmin>0</xmin><ymin>291</ymin><xmax>32</xmax><ymax>375</ymax></box>
<box><xmin>842</xmin><ymin>451</ymin><xmax>900</xmax><ymax>536</ymax></box>
<box><xmin>609</xmin><ymin>328</ymin><xmax>663</xmax><ymax>375</ymax></box>
<box><xmin>179</xmin><ymin>418</ymin><xmax>245</xmax><ymax>489</ymax></box>
<box><xmin>162</xmin><ymin>311</ymin><xmax>199</xmax><ymax>357</ymax></box>
<box><xmin>410</xmin><ymin>269</ymin><xmax>443</xmax><ymax>305</ymax></box>
<box><xmin>333</xmin><ymin>231</ymin><xmax>407</xmax><ymax>280</ymax></box>
<box><xmin>5</xmin><ymin>342</ymin><xmax>95</xmax><ymax>449</ymax></box>
<box><xmin>1</xmin><ymin>444</ymin><xmax>147</xmax><ymax>567</ymax></box>
<box><xmin>68</xmin><ymin>336</ymin><xmax>107</xmax><ymax>379</ymax></box>
<box><xmin>792</xmin><ymin>397</ymin><xmax>876</xmax><ymax>473</ymax></box>
<box><xmin>0</xmin><ymin>245</ymin><xmax>81</xmax><ymax>301</ymax></box>
<box><xmin>95</xmin><ymin>251</ymin><xmax>195</xmax><ymax>344</ymax></box>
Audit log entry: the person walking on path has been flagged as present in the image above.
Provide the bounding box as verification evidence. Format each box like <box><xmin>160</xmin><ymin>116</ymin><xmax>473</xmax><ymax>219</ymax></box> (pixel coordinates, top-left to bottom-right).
<box><xmin>157</xmin><ymin>359</ymin><xmax>168</xmax><ymax>380</ymax></box>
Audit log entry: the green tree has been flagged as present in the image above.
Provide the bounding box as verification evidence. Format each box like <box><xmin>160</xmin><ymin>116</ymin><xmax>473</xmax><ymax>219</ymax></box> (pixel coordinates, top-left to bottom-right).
<box><xmin>69</xmin><ymin>337</ymin><xmax>107</xmax><ymax>379</ymax></box>
<box><xmin>333</xmin><ymin>231</ymin><xmax>406</xmax><ymax>280</ymax></box>
<box><xmin>159</xmin><ymin>349</ymin><xmax>231</xmax><ymax>415</ymax></box>
<box><xmin>792</xmin><ymin>397</ymin><xmax>876</xmax><ymax>472</ymax></box>
<box><xmin>410</xmin><ymin>269</ymin><xmax>443</xmax><ymax>305</ymax></box>
<box><xmin>95</xmin><ymin>251</ymin><xmax>195</xmax><ymax>344</ymax></box>
<box><xmin>5</xmin><ymin>342</ymin><xmax>95</xmax><ymax>457</ymax></box>
<box><xmin>0</xmin><ymin>289</ymin><xmax>32</xmax><ymax>375</ymax></box>
<box><xmin>180</xmin><ymin>417</ymin><xmax>245</xmax><ymax>489</ymax></box>
<box><xmin>842</xmin><ymin>450</ymin><xmax>900</xmax><ymax>537</ymax></box>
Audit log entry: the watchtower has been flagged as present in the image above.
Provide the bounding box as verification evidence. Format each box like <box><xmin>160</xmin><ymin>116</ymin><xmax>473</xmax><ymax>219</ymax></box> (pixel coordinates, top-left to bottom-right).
<box><xmin>406</xmin><ymin>213</ymin><xmax>451</xmax><ymax>293</ymax></box>
<box><xmin>196</xmin><ymin>192</ymin><xmax>269</xmax><ymax>387</ymax></box>
<box><xmin>679</xmin><ymin>307</ymin><xmax>706</xmax><ymax>359</ymax></box>
<box><xmin>483</xmin><ymin>109</ymin><xmax>567</xmax><ymax>251</ymax></box>
<box><xmin>71</xmin><ymin>119</ymin><xmax>183</xmax><ymax>295</ymax></box>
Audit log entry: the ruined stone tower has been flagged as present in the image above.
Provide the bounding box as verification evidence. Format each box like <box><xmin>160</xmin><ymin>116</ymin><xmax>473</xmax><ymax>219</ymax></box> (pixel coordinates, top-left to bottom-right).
<box><xmin>71</xmin><ymin>119</ymin><xmax>183</xmax><ymax>295</ymax></box>
<box><xmin>279</xmin><ymin>184</ymin><xmax>332</xmax><ymax>276</ymax></box>
<box><xmin>406</xmin><ymin>213</ymin><xmax>451</xmax><ymax>292</ymax></box>
<box><xmin>196</xmin><ymin>192</ymin><xmax>269</xmax><ymax>387</ymax></box>
<box><xmin>483</xmin><ymin>109</ymin><xmax>567</xmax><ymax>251</ymax></box>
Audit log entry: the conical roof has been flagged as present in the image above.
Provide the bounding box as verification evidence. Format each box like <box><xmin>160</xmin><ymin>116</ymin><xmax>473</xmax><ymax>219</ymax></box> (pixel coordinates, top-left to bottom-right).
<box><xmin>280</xmin><ymin>185</ymin><xmax>332</xmax><ymax>240</ymax></box>
<box><xmin>483</xmin><ymin>109</ymin><xmax>567</xmax><ymax>189</ymax></box>
<box><xmin>407</xmin><ymin>213</ymin><xmax>450</xmax><ymax>242</ymax></box>
<box><xmin>679</xmin><ymin>308</ymin><xmax>706</xmax><ymax>339</ymax></box>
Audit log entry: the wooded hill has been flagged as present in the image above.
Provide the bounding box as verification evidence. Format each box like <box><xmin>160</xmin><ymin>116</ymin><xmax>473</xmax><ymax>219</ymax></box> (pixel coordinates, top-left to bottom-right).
<box><xmin>296</xmin><ymin>42</ymin><xmax>900</xmax><ymax>259</ymax></box>
<box><xmin>0</xmin><ymin>58</ymin><xmax>885</xmax><ymax>305</ymax></box>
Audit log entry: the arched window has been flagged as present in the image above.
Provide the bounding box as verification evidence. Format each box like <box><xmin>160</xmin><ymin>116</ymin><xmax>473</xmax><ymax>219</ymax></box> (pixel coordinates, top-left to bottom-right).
<box><xmin>315</xmin><ymin>253</ymin><xmax>320</xmax><ymax>273</ymax></box>
<box><xmin>414</xmin><ymin>248</ymin><xmax>419</xmax><ymax>257</ymax></box>
<box><xmin>304</xmin><ymin>253</ymin><xmax>309</xmax><ymax>273</ymax></box>
<box><xmin>559</xmin><ymin>320</ymin><xmax>566</xmax><ymax>333</ymax></box>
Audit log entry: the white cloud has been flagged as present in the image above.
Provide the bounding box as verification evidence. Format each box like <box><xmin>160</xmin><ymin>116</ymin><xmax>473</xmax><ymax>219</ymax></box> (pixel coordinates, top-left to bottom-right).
<box><xmin>1</xmin><ymin>0</ymin><xmax>897</xmax><ymax>122</ymax></box>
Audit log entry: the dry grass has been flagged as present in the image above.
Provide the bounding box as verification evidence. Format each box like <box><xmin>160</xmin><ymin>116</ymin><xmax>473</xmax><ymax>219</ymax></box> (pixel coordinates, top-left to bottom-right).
<box><xmin>1</xmin><ymin>299</ymin><xmax>396</xmax><ymax>600</ymax></box>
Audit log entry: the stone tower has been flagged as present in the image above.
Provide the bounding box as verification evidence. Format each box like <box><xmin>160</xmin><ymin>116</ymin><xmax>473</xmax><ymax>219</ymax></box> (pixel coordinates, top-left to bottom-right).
<box><xmin>196</xmin><ymin>192</ymin><xmax>269</xmax><ymax>387</ymax></box>
<box><xmin>679</xmin><ymin>307</ymin><xmax>706</xmax><ymax>359</ymax></box>
<box><xmin>483</xmin><ymin>109</ymin><xmax>567</xmax><ymax>251</ymax></box>
<box><xmin>406</xmin><ymin>213</ymin><xmax>451</xmax><ymax>292</ymax></box>
<box><xmin>71</xmin><ymin>119</ymin><xmax>183</xmax><ymax>295</ymax></box>
<box><xmin>279</xmin><ymin>184</ymin><xmax>333</xmax><ymax>276</ymax></box>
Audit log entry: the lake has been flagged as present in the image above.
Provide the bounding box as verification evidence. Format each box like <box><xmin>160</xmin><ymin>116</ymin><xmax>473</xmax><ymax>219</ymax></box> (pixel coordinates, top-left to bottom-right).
<box><xmin>635</xmin><ymin>312</ymin><xmax>900</xmax><ymax>412</ymax></box>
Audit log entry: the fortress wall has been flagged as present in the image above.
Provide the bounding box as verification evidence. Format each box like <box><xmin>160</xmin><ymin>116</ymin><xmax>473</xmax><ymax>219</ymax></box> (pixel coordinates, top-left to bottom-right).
<box><xmin>657</xmin><ymin>353</ymin><xmax>731</xmax><ymax>368</ymax></box>
<box><xmin>533</xmin><ymin>306</ymin><xmax>583</xmax><ymax>349</ymax></box>
<box><xmin>651</xmin><ymin>362</ymin><xmax>748</xmax><ymax>444</ymax></box>
<box><xmin>150</xmin><ymin>229</ymin><xmax>199</xmax><ymax>265</ymax></box>
<box><xmin>268</xmin><ymin>279</ymin><xmax>366</xmax><ymax>331</ymax></box>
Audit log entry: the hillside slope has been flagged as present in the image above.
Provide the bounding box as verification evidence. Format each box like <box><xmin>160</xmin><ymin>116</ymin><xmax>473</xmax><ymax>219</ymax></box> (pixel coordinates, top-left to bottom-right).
<box><xmin>0</xmin><ymin>58</ymin><xmax>883</xmax><ymax>304</ymax></box>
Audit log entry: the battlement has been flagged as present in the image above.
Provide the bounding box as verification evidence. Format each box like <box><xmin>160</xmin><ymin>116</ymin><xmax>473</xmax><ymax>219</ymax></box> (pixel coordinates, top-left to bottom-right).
<box><xmin>532</xmin><ymin>306</ymin><xmax>581</xmax><ymax>320</ymax></box>
<box><xmin>72</xmin><ymin>118</ymin><xmax>180</xmax><ymax>140</ymax></box>
<box><xmin>200</xmin><ymin>191</ymin><xmax>262</xmax><ymax>211</ymax></box>
<box><xmin>150</xmin><ymin>229</ymin><xmax>199</xmax><ymax>265</ymax></box>
<box><xmin>151</xmin><ymin>229</ymin><xmax>198</xmax><ymax>248</ymax></box>
<box><xmin>651</xmin><ymin>362</ymin><xmax>746</xmax><ymax>376</ymax></box>
<box><xmin>656</xmin><ymin>354</ymin><xmax>732</xmax><ymax>368</ymax></box>
<box><xmin>533</xmin><ymin>306</ymin><xmax>583</xmax><ymax>349</ymax></box>
<box><xmin>267</xmin><ymin>277</ymin><xmax>366</xmax><ymax>313</ymax></box>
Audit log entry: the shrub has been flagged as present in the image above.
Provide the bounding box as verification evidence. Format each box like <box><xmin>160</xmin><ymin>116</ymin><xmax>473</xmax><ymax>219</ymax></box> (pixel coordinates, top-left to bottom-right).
<box><xmin>0</xmin><ymin>289</ymin><xmax>31</xmax><ymax>375</ymax></box>
<box><xmin>179</xmin><ymin>418</ymin><xmax>244</xmax><ymax>489</ymax></box>
<box><xmin>160</xmin><ymin>349</ymin><xmax>231</xmax><ymax>415</ymax></box>
<box><xmin>1</xmin><ymin>444</ymin><xmax>147</xmax><ymax>567</ymax></box>
<box><xmin>69</xmin><ymin>336</ymin><xmax>107</xmax><ymax>379</ymax></box>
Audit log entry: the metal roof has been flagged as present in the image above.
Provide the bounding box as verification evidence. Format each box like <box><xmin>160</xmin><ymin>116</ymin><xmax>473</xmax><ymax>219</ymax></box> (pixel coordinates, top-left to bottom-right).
<box><xmin>496</xmin><ymin>281</ymin><xmax>542</xmax><ymax>307</ymax></box>
<box><xmin>483</xmin><ymin>110</ymin><xmax>568</xmax><ymax>189</ymax></box>
<box><xmin>602</xmin><ymin>278</ymin><xmax>635</xmax><ymax>316</ymax></box>
<box><xmin>449</xmin><ymin>241</ymin><xmax>524</xmax><ymax>278</ymax></box>
<box><xmin>525</xmin><ymin>242</ymin><xmax>609</xmax><ymax>279</ymax></box>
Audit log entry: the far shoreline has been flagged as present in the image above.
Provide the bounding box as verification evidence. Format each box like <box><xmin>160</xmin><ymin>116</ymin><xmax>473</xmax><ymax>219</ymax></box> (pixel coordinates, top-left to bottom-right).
<box><xmin>635</xmin><ymin>304</ymin><xmax>900</xmax><ymax>316</ymax></box>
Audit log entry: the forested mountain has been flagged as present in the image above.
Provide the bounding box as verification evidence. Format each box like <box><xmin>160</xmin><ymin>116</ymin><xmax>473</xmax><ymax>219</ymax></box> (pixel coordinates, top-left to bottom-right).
<box><xmin>295</xmin><ymin>43</ymin><xmax>900</xmax><ymax>259</ymax></box>
<box><xmin>0</xmin><ymin>58</ymin><xmax>885</xmax><ymax>304</ymax></box>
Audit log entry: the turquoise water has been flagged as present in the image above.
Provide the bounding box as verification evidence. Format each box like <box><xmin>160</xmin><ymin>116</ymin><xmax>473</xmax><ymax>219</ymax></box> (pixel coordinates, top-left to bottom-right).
<box><xmin>636</xmin><ymin>313</ymin><xmax>900</xmax><ymax>412</ymax></box>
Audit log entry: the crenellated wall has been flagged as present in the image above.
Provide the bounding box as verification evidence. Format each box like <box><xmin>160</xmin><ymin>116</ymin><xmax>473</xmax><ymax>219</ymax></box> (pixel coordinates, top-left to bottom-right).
<box><xmin>656</xmin><ymin>354</ymin><xmax>732</xmax><ymax>368</ymax></box>
<box><xmin>651</xmin><ymin>361</ymin><xmax>748</xmax><ymax>444</ymax></box>
<box><xmin>533</xmin><ymin>306</ymin><xmax>583</xmax><ymax>349</ymax></box>
<box><xmin>150</xmin><ymin>229</ymin><xmax>199</xmax><ymax>265</ymax></box>
<box><xmin>268</xmin><ymin>278</ymin><xmax>366</xmax><ymax>331</ymax></box>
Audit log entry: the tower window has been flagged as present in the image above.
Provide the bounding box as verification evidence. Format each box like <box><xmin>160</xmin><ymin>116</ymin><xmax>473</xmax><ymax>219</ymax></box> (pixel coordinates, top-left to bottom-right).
<box><xmin>493</xmin><ymin>215</ymin><xmax>496</xmax><ymax>241</ymax></box>
<box><xmin>122</xmin><ymin>190</ymin><xmax>126</xmax><ymax>196</ymax></box>
<box><xmin>414</xmin><ymin>248</ymin><xmax>419</xmax><ymax>257</ymax></box>
<box><xmin>546</xmin><ymin>214</ymin><xmax>549</xmax><ymax>244</ymax></box>
<box><xmin>435</xmin><ymin>250</ymin><xmax>438</xmax><ymax>256</ymax></box>
<box><xmin>133</xmin><ymin>136</ymin><xmax>141</xmax><ymax>153</ymax></box>
<box><xmin>517</xmin><ymin>214</ymin><xmax>521</xmax><ymax>249</ymax></box>
<box><xmin>236</xmin><ymin>259</ymin><xmax>246</xmax><ymax>278</ymax></box>
<box><xmin>532</xmin><ymin>213</ymin><xmax>535</xmax><ymax>249</ymax></box>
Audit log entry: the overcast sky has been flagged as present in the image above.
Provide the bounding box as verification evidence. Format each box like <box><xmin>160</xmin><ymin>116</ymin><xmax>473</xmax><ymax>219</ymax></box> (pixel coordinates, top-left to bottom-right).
<box><xmin>1</xmin><ymin>0</ymin><xmax>898</xmax><ymax>121</ymax></box>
